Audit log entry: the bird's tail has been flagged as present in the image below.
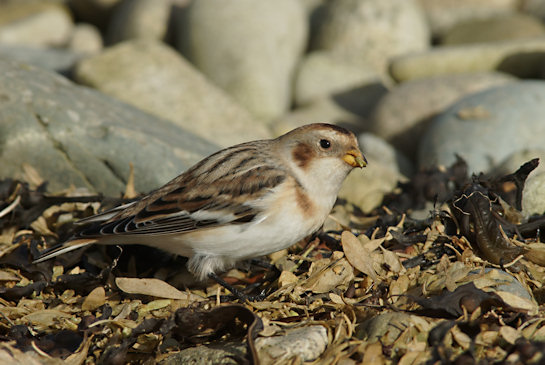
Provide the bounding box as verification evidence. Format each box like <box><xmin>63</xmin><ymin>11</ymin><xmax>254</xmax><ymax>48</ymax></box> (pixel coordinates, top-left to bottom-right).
<box><xmin>32</xmin><ymin>238</ymin><xmax>97</xmax><ymax>264</ymax></box>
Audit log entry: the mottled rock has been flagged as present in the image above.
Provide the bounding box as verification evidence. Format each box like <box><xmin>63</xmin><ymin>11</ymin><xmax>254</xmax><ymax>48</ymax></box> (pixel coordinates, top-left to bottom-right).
<box><xmin>441</xmin><ymin>13</ymin><xmax>545</xmax><ymax>45</ymax></box>
<box><xmin>74</xmin><ymin>39</ymin><xmax>271</xmax><ymax>147</ymax></box>
<box><xmin>390</xmin><ymin>38</ymin><xmax>545</xmax><ymax>82</ymax></box>
<box><xmin>0</xmin><ymin>57</ymin><xmax>218</xmax><ymax>195</ymax></box>
<box><xmin>418</xmin><ymin>81</ymin><xmax>545</xmax><ymax>174</ymax></box>
<box><xmin>106</xmin><ymin>0</ymin><xmax>170</xmax><ymax>44</ymax></box>
<box><xmin>0</xmin><ymin>2</ymin><xmax>73</xmax><ymax>47</ymax></box>
<box><xmin>0</xmin><ymin>45</ymin><xmax>82</xmax><ymax>74</ymax></box>
<box><xmin>294</xmin><ymin>51</ymin><xmax>381</xmax><ymax>106</ymax></box>
<box><xmin>370</xmin><ymin>72</ymin><xmax>514</xmax><ymax>159</ymax></box>
<box><xmin>159</xmin><ymin>343</ymin><xmax>246</xmax><ymax>365</ymax></box>
<box><xmin>417</xmin><ymin>0</ymin><xmax>518</xmax><ymax>36</ymax></box>
<box><xmin>256</xmin><ymin>325</ymin><xmax>328</xmax><ymax>362</ymax></box>
<box><xmin>312</xmin><ymin>0</ymin><xmax>430</xmax><ymax>73</ymax></box>
<box><xmin>357</xmin><ymin>312</ymin><xmax>424</xmax><ymax>342</ymax></box>
<box><xmin>177</xmin><ymin>0</ymin><xmax>307</xmax><ymax>120</ymax></box>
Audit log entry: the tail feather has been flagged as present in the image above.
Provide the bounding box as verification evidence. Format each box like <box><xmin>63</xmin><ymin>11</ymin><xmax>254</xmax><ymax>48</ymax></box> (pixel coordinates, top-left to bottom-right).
<box><xmin>32</xmin><ymin>238</ymin><xmax>97</xmax><ymax>264</ymax></box>
<box><xmin>75</xmin><ymin>201</ymin><xmax>136</xmax><ymax>225</ymax></box>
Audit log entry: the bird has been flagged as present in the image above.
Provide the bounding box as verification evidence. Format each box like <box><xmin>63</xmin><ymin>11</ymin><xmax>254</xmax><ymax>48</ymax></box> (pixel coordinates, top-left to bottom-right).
<box><xmin>34</xmin><ymin>123</ymin><xmax>366</xmax><ymax>281</ymax></box>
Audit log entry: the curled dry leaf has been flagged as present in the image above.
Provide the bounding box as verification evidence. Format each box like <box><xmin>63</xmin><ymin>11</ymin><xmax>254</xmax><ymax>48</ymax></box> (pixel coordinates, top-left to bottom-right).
<box><xmin>81</xmin><ymin>286</ymin><xmax>106</xmax><ymax>311</ymax></box>
<box><xmin>303</xmin><ymin>254</ymin><xmax>354</xmax><ymax>294</ymax></box>
<box><xmin>278</xmin><ymin>271</ymin><xmax>298</xmax><ymax>287</ymax></box>
<box><xmin>381</xmin><ymin>247</ymin><xmax>403</xmax><ymax>273</ymax></box>
<box><xmin>115</xmin><ymin>277</ymin><xmax>204</xmax><ymax>302</ymax></box>
<box><xmin>341</xmin><ymin>231</ymin><xmax>382</xmax><ymax>282</ymax></box>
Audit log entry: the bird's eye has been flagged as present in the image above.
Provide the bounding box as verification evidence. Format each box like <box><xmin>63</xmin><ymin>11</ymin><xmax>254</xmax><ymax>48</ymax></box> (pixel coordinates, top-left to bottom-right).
<box><xmin>319</xmin><ymin>139</ymin><xmax>331</xmax><ymax>149</ymax></box>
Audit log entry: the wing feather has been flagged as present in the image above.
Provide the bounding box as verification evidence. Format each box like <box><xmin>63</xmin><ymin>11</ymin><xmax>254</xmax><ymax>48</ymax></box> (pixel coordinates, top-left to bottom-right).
<box><xmin>71</xmin><ymin>143</ymin><xmax>286</xmax><ymax>239</ymax></box>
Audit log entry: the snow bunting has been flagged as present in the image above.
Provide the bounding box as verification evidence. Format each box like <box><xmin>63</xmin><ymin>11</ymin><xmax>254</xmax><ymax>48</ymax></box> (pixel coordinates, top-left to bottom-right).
<box><xmin>34</xmin><ymin>123</ymin><xmax>366</xmax><ymax>280</ymax></box>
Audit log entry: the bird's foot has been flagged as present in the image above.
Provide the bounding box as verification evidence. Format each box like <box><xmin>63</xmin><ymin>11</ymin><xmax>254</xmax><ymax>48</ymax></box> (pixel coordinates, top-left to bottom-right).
<box><xmin>208</xmin><ymin>273</ymin><xmax>267</xmax><ymax>302</ymax></box>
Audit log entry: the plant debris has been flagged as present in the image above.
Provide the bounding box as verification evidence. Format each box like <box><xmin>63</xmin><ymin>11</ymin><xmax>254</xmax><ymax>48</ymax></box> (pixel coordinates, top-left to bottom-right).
<box><xmin>2</xmin><ymin>158</ymin><xmax>545</xmax><ymax>364</ymax></box>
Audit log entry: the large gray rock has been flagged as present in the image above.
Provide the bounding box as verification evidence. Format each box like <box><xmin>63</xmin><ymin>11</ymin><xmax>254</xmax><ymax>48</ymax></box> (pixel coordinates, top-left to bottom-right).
<box><xmin>0</xmin><ymin>57</ymin><xmax>218</xmax><ymax>195</ymax></box>
<box><xmin>177</xmin><ymin>0</ymin><xmax>307</xmax><ymax>121</ymax></box>
<box><xmin>311</xmin><ymin>0</ymin><xmax>430</xmax><ymax>73</ymax></box>
<box><xmin>0</xmin><ymin>2</ymin><xmax>73</xmax><ymax>47</ymax></box>
<box><xmin>370</xmin><ymin>72</ymin><xmax>515</xmax><ymax>160</ymax></box>
<box><xmin>0</xmin><ymin>45</ymin><xmax>83</xmax><ymax>74</ymax></box>
<box><xmin>418</xmin><ymin>81</ymin><xmax>545</xmax><ymax>174</ymax></box>
<box><xmin>390</xmin><ymin>37</ymin><xmax>545</xmax><ymax>82</ymax></box>
<box><xmin>74</xmin><ymin>39</ymin><xmax>271</xmax><ymax>147</ymax></box>
<box><xmin>106</xmin><ymin>0</ymin><xmax>170</xmax><ymax>44</ymax></box>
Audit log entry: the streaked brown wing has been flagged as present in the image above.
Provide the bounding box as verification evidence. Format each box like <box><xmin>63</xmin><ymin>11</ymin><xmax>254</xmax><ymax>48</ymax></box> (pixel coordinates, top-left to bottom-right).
<box><xmin>74</xmin><ymin>154</ymin><xmax>287</xmax><ymax>237</ymax></box>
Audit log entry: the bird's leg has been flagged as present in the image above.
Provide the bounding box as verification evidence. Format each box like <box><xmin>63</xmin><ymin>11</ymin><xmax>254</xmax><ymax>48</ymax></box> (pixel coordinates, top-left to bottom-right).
<box><xmin>208</xmin><ymin>273</ymin><xmax>267</xmax><ymax>302</ymax></box>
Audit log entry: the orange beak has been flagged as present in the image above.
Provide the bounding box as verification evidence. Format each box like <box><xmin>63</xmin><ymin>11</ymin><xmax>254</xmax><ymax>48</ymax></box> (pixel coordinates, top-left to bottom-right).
<box><xmin>343</xmin><ymin>149</ymin><xmax>367</xmax><ymax>168</ymax></box>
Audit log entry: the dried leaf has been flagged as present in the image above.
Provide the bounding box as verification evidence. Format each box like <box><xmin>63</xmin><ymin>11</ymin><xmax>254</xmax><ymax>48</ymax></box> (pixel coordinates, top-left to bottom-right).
<box><xmin>361</xmin><ymin>342</ymin><xmax>386</xmax><ymax>365</ymax></box>
<box><xmin>123</xmin><ymin>163</ymin><xmax>137</xmax><ymax>199</ymax></box>
<box><xmin>21</xmin><ymin>163</ymin><xmax>44</xmax><ymax>189</ymax></box>
<box><xmin>278</xmin><ymin>271</ymin><xmax>298</xmax><ymax>287</ymax></box>
<box><xmin>115</xmin><ymin>277</ymin><xmax>204</xmax><ymax>302</ymax></box>
<box><xmin>389</xmin><ymin>275</ymin><xmax>410</xmax><ymax>303</ymax></box>
<box><xmin>341</xmin><ymin>231</ymin><xmax>380</xmax><ymax>282</ymax></box>
<box><xmin>303</xmin><ymin>257</ymin><xmax>354</xmax><ymax>293</ymax></box>
<box><xmin>0</xmin><ymin>270</ymin><xmax>20</xmax><ymax>281</ymax></box>
<box><xmin>450</xmin><ymin>326</ymin><xmax>471</xmax><ymax>350</ymax></box>
<box><xmin>20</xmin><ymin>309</ymin><xmax>73</xmax><ymax>329</ymax></box>
<box><xmin>381</xmin><ymin>247</ymin><xmax>403</xmax><ymax>273</ymax></box>
<box><xmin>494</xmin><ymin>291</ymin><xmax>538</xmax><ymax>315</ymax></box>
<box><xmin>499</xmin><ymin>326</ymin><xmax>520</xmax><ymax>345</ymax></box>
<box><xmin>81</xmin><ymin>286</ymin><xmax>106</xmax><ymax>311</ymax></box>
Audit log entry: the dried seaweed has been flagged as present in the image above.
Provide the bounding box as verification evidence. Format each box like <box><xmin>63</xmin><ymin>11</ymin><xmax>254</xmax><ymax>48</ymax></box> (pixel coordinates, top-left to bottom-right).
<box><xmin>2</xmin><ymin>158</ymin><xmax>545</xmax><ymax>364</ymax></box>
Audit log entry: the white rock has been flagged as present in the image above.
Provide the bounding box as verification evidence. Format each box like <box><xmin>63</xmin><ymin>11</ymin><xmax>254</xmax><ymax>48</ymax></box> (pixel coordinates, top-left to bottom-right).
<box><xmin>68</xmin><ymin>23</ymin><xmax>103</xmax><ymax>55</ymax></box>
<box><xmin>522</xmin><ymin>172</ymin><xmax>545</xmax><ymax>217</ymax></box>
<box><xmin>417</xmin><ymin>0</ymin><xmax>518</xmax><ymax>36</ymax></box>
<box><xmin>0</xmin><ymin>3</ymin><xmax>73</xmax><ymax>47</ymax></box>
<box><xmin>294</xmin><ymin>51</ymin><xmax>381</xmax><ymax>106</ymax></box>
<box><xmin>177</xmin><ymin>0</ymin><xmax>308</xmax><ymax>121</ymax></box>
<box><xmin>312</xmin><ymin>0</ymin><xmax>430</xmax><ymax>73</ymax></box>
<box><xmin>390</xmin><ymin>37</ymin><xmax>545</xmax><ymax>82</ymax></box>
<box><xmin>74</xmin><ymin>39</ymin><xmax>271</xmax><ymax>147</ymax></box>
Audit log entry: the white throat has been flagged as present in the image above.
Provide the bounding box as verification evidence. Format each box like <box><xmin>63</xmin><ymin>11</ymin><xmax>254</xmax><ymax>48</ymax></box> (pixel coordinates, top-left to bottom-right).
<box><xmin>289</xmin><ymin>156</ymin><xmax>352</xmax><ymax>209</ymax></box>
